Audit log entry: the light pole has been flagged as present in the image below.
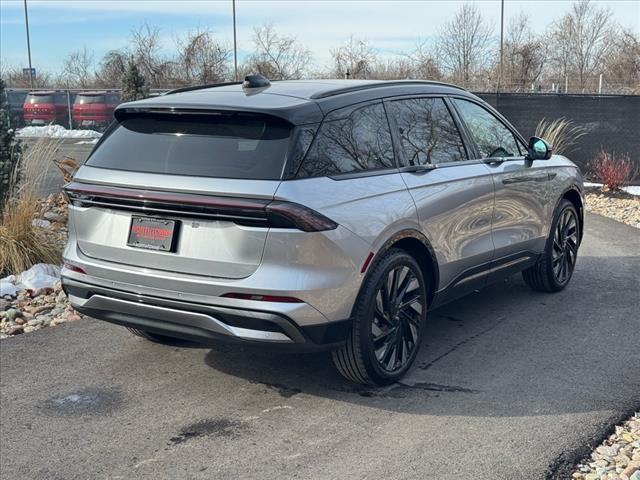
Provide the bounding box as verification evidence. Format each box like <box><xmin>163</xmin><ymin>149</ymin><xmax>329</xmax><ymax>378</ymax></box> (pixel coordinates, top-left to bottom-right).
<box><xmin>232</xmin><ymin>0</ymin><xmax>238</xmax><ymax>81</ymax></box>
<box><xmin>498</xmin><ymin>0</ymin><xmax>504</xmax><ymax>93</ymax></box>
<box><xmin>23</xmin><ymin>0</ymin><xmax>34</xmax><ymax>89</ymax></box>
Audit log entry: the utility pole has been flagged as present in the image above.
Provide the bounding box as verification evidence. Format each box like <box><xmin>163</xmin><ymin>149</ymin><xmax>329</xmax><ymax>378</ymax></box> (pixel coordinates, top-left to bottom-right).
<box><xmin>232</xmin><ymin>0</ymin><xmax>238</xmax><ymax>81</ymax></box>
<box><xmin>497</xmin><ymin>0</ymin><xmax>504</xmax><ymax>93</ymax></box>
<box><xmin>23</xmin><ymin>0</ymin><xmax>34</xmax><ymax>89</ymax></box>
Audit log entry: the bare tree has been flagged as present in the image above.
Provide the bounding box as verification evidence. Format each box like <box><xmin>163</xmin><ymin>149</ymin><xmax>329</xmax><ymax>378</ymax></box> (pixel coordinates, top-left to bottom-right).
<box><xmin>1</xmin><ymin>65</ymin><xmax>53</xmax><ymax>88</ymax></box>
<box><xmin>369</xmin><ymin>57</ymin><xmax>414</xmax><ymax>80</ymax></box>
<box><xmin>175</xmin><ymin>29</ymin><xmax>231</xmax><ymax>85</ymax></box>
<box><xmin>435</xmin><ymin>3</ymin><xmax>493</xmax><ymax>85</ymax></box>
<box><xmin>95</xmin><ymin>50</ymin><xmax>128</xmax><ymax>88</ymax></box>
<box><xmin>331</xmin><ymin>36</ymin><xmax>377</xmax><ymax>79</ymax></box>
<box><xmin>243</xmin><ymin>25</ymin><xmax>311</xmax><ymax>80</ymax></box>
<box><xmin>548</xmin><ymin>0</ymin><xmax>614</xmax><ymax>90</ymax></box>
<box><xmin>502</xmin><ymin>13</ymin><xmax>546</xmax><ymax>90</ymax></box>
<box><xmin>62</xmin><ymin>46</ymin><xmax>95</xmax><ymax>88</ymax></box>
<box><xmin>408</xmin><ymin>40</ymin><xmax>442</xmax><ymax>80</ymax></box>
<box><xmin>130</xmin><ymin>23</ymin><xmax>172</xmax><ymax>87</ymax></box>
<box><xmin>602</xmin><ymin>28</ymin><xmax>640</xmax><ymax>93</ymax></box>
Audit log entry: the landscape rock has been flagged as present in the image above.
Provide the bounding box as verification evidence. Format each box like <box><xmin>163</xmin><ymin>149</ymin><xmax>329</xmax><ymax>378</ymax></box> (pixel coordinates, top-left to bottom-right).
<box><xmin>574</xmin><ymin>413</ymin><xmax>640</xmax><ymax>479</ymax></box>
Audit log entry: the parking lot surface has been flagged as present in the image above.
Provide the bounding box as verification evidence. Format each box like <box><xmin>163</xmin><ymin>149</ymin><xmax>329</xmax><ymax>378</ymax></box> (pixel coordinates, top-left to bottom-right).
<box><xmin>1</xmin><ymin>213</ymin><xmax>639</xmax><ymax>480</ymax></box>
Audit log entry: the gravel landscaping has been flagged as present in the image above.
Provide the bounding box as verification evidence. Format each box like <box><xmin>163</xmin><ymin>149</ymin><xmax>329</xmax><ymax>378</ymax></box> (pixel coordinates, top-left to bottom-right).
<box><xmin>572</xmin><ymin>414</ymin><xmax>640</xmax><ymax>480</ymax></box>
<box><xmin>0</xmin><ymin>193</ymin><xmax>80</xmax><ymax>339</ymax></box>
<box><xmin>585</xmin><ymin>187</ymin><xmax>640</xmax><ymax>229</ymax></box>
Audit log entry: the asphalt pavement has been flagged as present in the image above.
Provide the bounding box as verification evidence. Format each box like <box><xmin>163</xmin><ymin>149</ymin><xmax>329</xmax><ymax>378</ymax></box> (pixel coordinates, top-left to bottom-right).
<box><xmin>1</xmin><ymin>213</ymin><xmax>639</xmax><ymax>480</ymax></box>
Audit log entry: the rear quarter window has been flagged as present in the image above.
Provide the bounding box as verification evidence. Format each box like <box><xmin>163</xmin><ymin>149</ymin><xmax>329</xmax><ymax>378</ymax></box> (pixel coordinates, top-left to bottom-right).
<box><xmin>296</xmin><ymin>102</ymin><xmax>395</xmax><ymax>178</ymax></box>
<box><xmin>86</xmin><ymin>112</ymin><xmax>293</xmax><ymax>180</ymax></box>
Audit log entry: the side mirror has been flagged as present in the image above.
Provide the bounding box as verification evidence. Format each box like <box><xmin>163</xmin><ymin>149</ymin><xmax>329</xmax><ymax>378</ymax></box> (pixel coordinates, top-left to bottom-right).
<box><xmin>527</xmin><ymin>137</ymin><xmax>552</xmax><ymax>160</ymax></box>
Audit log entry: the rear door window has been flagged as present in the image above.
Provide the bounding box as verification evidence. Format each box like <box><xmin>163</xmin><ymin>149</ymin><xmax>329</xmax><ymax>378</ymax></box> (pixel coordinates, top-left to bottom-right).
<box><xmin>296</xmin><ymin>102</ymin><xmax>395</xmax><ymax>178</ymax></box>
<box><xmin>452</xmin><ymin>99</ymin><xmax>521</xmax><ymax>158</ymax></box>
<box><xmin>86</xmin><ymin>112</ymin><xmax>293</xmax><ymax>180</ymax></box>
<box><xmin>386</xmin><ymin>97</ymin><xmax>467</xmax><ymax>166</ymax></box>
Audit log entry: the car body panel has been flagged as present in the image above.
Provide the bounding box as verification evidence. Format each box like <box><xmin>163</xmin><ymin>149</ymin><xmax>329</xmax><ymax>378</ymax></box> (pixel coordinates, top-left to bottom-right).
<box><xmin>63</xmin><ymin>80</ymin><xmax>584</xmax><ymax>349</ymax></box>
<box><xmin>400</xmin><ymin>162</ymin><xmax>496</xmax><ymax>295</ymax></box>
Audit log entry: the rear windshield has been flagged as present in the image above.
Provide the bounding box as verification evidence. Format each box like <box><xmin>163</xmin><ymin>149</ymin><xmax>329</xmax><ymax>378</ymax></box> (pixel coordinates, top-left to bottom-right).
<box><xmin>75</xmin><ymin>94</ymin><xmax>105</xmax><ymax>104</ymax></box>
<box><xmin>26</xmin><ymin>94</ymin><xmax>53</xmax><ymax>104</ymax></box>
<box><xmin>86</xmin><ymin>112</ymin><xmax>293</xmax><ymax>180</ymax></box>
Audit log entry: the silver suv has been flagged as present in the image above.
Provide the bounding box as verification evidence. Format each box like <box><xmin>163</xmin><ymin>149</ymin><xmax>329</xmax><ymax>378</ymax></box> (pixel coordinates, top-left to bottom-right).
<box><xmin>62</xmin><ymin>77</ymin><xmax>584</xmax><ymax>385</ymax></box>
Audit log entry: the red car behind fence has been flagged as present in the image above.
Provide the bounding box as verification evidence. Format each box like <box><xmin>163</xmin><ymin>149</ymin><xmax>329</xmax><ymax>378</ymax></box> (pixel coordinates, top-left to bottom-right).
<box><xmin>72</xmin><ymin>92</ymin><xmax>120</xmax><ymax>130</ymax></box>
<box><xmin>22</xmin><ymin>91</ymin><xmax>70</xmax><ymax>127</ymax></box>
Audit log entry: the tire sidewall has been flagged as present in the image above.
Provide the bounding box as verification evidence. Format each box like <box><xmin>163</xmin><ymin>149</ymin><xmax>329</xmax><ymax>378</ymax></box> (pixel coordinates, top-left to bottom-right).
<box><xmin>544</xmin><ymin>200</ymin><xmax>580</xmax><ymax>290</ymax></box>
<box><xmin>354</xmin><ymin>250</ymin><xmax>428</xmax><ymax>384</ymax></box>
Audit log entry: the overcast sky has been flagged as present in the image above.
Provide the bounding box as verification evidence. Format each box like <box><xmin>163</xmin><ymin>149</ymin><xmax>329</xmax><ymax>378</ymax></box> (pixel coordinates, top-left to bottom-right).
<box><xmin>1</xmin><ymin>0</ymin><xmax>639</xmax><ymax>72</ymax></box>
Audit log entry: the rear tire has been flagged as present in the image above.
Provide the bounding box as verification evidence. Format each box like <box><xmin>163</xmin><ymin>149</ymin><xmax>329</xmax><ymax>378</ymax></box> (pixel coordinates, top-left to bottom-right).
<box><xmin>332</xmin><ymin>248</ymin><xmax>428</xmax><ymax>386</ymax></box>
<box><xmin>523</xmin><ymin>199</ymin><xmax>580</xmax><ymax>292</ymax></box>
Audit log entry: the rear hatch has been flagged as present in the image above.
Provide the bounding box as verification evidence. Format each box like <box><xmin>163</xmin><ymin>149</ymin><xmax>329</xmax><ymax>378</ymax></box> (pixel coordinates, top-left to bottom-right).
<box><xmin>68</xmin><ymin>110</ymin><xmax>298</xmax><ymax>279</ymax></box>
<box><xmin>23</xmin><ymin>92</ymin><xmax>55</xmax><ymax>121</ymax></box>
<box><xmin>73</xmin><ymin>93</ymin><xmax>109</xmax><ymax>123</ymax></box>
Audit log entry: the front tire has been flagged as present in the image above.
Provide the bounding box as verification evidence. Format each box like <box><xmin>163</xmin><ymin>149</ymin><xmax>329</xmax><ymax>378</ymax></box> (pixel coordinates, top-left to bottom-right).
<box><xmin>523</xmin><ymin>199</ymin><xmax>580</xmax><ymax>292</ymax></box>
<box><xmin>332</xmin><ymin>249</ymin><xmax>428</xmax><ymax>386</ymax></box>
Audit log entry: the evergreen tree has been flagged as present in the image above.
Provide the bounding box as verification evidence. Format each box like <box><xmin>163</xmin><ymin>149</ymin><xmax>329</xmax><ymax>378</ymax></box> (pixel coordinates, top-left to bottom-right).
<box><xmin>121</xmin><ymin>58</ymin><xmax>149</xmax><ymax>102</ymax></box>
<box><xmin>0</xmin><ymin>79</ymin><xmax>22</xmax><ymax>211</ymax></box>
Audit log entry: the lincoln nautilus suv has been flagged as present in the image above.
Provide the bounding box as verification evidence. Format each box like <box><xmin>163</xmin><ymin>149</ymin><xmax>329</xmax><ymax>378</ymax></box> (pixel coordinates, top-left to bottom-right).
<box><xmin>62</xmin><ymin>76</ymin><xmax>584</xmax><ymax>385</ymax></box>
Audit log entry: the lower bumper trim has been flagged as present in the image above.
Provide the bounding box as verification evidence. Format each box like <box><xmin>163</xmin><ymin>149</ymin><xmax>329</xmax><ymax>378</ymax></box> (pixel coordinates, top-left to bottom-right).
<box><xmin>62</xmin><ymin>277</ymin><xmax>351</xmax><ymax>351</ymax></box>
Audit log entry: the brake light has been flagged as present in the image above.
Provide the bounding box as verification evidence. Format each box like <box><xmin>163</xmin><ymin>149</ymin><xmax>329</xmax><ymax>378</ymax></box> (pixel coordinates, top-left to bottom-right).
<box><xmin>266</xmin><ymin>201</ymin><xmax>338</xmax><ymax>232</ymax></box>
<box><xmin>221</xmin><ymin>293</ymin><xmax>303</xmax><ymax>303</ymax></box>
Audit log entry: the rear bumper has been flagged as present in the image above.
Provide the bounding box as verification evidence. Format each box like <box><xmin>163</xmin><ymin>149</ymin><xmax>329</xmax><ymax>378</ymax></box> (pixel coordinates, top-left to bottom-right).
<box><xmin>62</xmin><ymin>277</ymin><xmax>351</xmax><ymax>351</ymax></box>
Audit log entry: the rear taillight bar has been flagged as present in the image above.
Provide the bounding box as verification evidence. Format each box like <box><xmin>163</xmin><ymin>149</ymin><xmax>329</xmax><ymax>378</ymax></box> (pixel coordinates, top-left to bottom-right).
<box><xmin>64</xmin><ymin>182</ymin><xmax>337</xmax><ymax>232</ymax></box>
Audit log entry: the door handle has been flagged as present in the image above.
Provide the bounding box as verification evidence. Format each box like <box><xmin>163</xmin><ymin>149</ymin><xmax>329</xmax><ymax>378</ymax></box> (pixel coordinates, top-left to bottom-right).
<box><xmin>502</xmin><ymin>174</ymin><xmax>549</xmax><ymax>185</ymax></box>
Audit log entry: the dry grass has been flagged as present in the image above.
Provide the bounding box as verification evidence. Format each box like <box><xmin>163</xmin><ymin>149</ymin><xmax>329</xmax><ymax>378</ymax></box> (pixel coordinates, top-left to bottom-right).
<box><xmin>0</xmin><ymin>138</ymin><xmax>64</xmax><ymax>276</ymax></box>
<box><xmin>535</xmin><ymin>117</ymin><xmax>587</xmax><ymax>155</ymax></box>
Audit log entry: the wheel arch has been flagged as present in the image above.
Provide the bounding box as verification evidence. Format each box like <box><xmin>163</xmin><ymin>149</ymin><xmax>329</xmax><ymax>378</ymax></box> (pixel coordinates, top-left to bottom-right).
<box><xmin>370</xmin><ymin>229</ymin><xmax>439</xmax><ymax>307</ymax></box>
<box><xmin>560</xmin><ymin>186</ymin><xmax>584</xmax><ymax>244</ymax></box>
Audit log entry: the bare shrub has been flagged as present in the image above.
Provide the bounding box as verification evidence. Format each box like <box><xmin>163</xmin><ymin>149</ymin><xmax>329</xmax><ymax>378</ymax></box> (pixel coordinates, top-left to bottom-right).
<box><xmin>535</xmin><ymin>117</ymin><xmax>586</xmax><ymax>155</ymax></box>
<box><xmin>589</xmin><ymin>151</ymin><xmax>637</xmax><ymax>191</ymax></box>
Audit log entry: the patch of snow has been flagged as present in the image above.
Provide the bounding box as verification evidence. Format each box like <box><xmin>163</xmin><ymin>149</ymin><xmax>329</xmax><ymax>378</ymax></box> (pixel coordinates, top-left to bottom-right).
<box><xmin>584</xmin><ymin>182</ymin><xmax>639</xmax><ymax>196</ymax></box>
<box><xmin>1</xmin><ymin>264</ymin><xmax>61</xmax><ymax>297</ymax></box>
<box><xmin>18</xmin><ymin>264</ymin><xmax>61</xmax><ymax>291</ymax></box>
<box><xmin>74</xmin><ymin>139</ymin><xmax>99</xmax><ymax>145</ymax></box>
<box><xmin>0</xmin><ymin>276</ymin><xmax>20</xmax><ymax>297</ymax></box>
<box><xmin>16</xmin><ymin>125</ymin><xmax>102</xmax><ymax>139</ymax></box>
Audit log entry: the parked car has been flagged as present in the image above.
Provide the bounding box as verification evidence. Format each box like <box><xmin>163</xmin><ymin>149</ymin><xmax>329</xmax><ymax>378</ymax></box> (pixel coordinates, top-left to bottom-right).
<box><xmin>72</xmin><ymin>91</ymin><xmax>119</xmax><ymax>130</ymax></box>
<box><xmin>5</xmin><ymin>89</ymin><xmax>28</xmax><ymax>128</ymax></box>
<box><xmin>62</xmin><ymin>76</ymin><xmax>584</xmax><ymax>385</ymax></box>
<box><xmin>22</xmin><ymin>91</ymin><xmax>70</xmax><ymax>127</ymax></box>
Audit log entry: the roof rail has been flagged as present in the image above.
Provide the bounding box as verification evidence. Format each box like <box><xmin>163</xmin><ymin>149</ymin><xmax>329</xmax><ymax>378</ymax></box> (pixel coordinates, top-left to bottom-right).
<box><xmin>164</xmin><ymin>81</ymin><xmax>243</xmax><ymax>96</ymax></box>
<box><xmin>309</xmin><ymin>80</ymin><xmax>466</xmax><ymax>99</ymax></box>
